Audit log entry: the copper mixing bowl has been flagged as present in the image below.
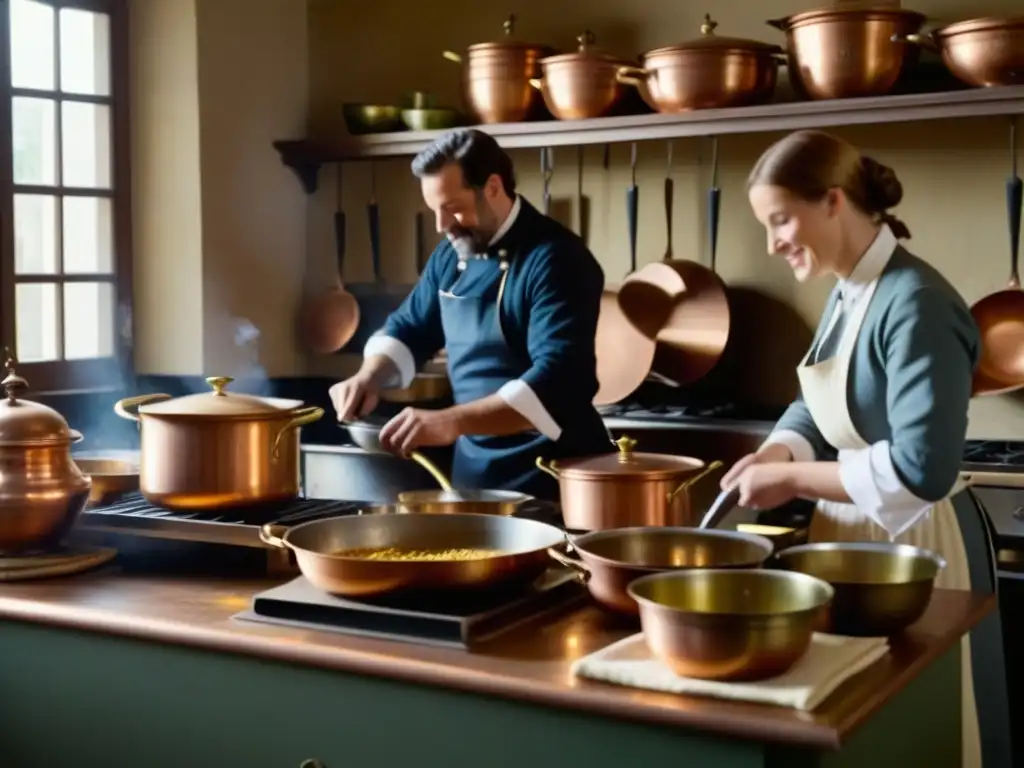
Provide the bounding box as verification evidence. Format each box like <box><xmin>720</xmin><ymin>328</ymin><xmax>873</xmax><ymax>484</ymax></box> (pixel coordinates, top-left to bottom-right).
<box><xmin>548</xmin><ymin>527</ymin><xmax>774</xmax><ymax>615</ymax></box>
<box><xmin>628</xmin><ymin>569</ymin><xmax>834</xmax><ymax>681</ymax></box>
<box><xmin>774</xmin><ymin>542</ymin><xmax>946</xmax><ymax>636</ymax></box>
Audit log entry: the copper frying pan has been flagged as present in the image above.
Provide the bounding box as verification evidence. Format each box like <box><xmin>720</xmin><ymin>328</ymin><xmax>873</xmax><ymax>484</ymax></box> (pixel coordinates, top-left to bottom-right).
<box><xmin>300</xmin><ymin>164</ymin><xmax>360</xmax><ymax>354</ymax></box>
<box><xmin>619</xmin><ymin>139</ymin><xmax>731</xmax><ymax>387</ymax></box>
<box><xmin>971</xmin><ymin>118</ymin><xmax>1024</xmax><ymax>397</ymax></box>
<box><xmin>594</xmin><ymin>143</ymin><xmax>671</xmax><ymax>405</ymax></box>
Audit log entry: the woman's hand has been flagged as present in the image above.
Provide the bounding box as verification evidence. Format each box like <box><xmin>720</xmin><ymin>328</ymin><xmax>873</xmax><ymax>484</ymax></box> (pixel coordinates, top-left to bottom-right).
<box><xmin>730</xmin><ymin>463</ymin><xmax>798</xmax><ymax>510</ymax></box>
<box><xmin>720</xmin><ymin>442</ymin><xmax>793</xmax><ymax>489</ymax></box>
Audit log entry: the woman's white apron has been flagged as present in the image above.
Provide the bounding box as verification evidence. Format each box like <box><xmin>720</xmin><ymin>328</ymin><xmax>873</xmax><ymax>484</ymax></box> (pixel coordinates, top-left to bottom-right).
<box><xmin>796</xmin><ymin>280</ymin><xmax>980</xmax><ymax>767</ymax></box>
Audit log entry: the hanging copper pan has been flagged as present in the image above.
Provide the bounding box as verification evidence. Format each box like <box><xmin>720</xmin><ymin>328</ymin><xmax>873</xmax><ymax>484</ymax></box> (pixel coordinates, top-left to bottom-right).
<box><xmin>972</xmin><ymin>118</ymin><xmax>1024</xmax><ymax>397</ymax></box>
<box><xmin>594</xmin><ymin>143</ymin><xmax>675</xmax><ymax>404</ymax></box>
<box><xmin>619</xmin><ymin>139</ymin><xmax>731</xmax><ymax>387</ymax></box>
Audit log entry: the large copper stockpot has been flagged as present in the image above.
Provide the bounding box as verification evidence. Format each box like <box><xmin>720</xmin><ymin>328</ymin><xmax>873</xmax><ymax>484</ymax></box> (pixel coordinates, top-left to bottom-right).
<box><xmin>548</xmin><ymin>527</ymin><xmax>773</xmax><ymax>615</ymax></box>
<box><xmin>442</xmin><ymin>15</ymin><xmax>552</xmax><ymax>124</ymax></box>
<box><xmin>897</xmin><ymin>16</ymin><xmax>1024</xmax><ymax>88</ymax></box>
<box><xmin>619</xmin><ymin>15</ymin><xmax>782</xmax><ymax>113</ymax></box>
<box><xmin>258</xmin><ymin>513</ymin><xmax>568</xmax><ymax>598</ymax></box>
<box><xmin>535</xmin><ymin>436</ymin><xmax>722</xmax><ymax>530</ymax></box>
<box><xmin>530</xmin><ymin>30</ymin><xmax>634</xmax><ymax>120</ymax></box>
<box><xmin>0</xmin><ymin>353</ymin><xmax>91</xmax><ymax>553</ymax></box>
<box><xmin>113</xmin><ymin>376</ymin><xmax>323</xmax><ymax>510</ymax></box>
<box><xmin>767</xmin><ymin>7</ymin><xmax>926</xmax><ymax>100</ymax></box>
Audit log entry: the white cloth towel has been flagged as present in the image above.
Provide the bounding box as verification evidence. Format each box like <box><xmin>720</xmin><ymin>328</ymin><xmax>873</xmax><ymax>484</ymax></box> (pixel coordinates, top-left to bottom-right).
<box><xmin>571</xmin><ymin>632</ymin><xmax>889</xmax><ymax>711</ymax></box>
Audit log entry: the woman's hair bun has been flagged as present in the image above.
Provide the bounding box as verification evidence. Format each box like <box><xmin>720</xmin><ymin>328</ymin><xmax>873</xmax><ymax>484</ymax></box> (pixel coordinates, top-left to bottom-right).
<box><xmin>861</xmin><ymin>156</ymin><xmax>903</xmax><ymax>212</ymax></box>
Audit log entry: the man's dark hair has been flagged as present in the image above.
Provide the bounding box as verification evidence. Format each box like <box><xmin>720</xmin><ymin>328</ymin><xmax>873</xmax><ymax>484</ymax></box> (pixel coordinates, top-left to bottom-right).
<box><xmin>410</xmin><ymin>129</ymin><xmax>516</xmax><ymax>197</ymax></box>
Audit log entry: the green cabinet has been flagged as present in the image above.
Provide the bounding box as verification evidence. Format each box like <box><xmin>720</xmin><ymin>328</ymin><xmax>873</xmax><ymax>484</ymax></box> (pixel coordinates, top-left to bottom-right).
<box><xmin>0</xmin><ymin>620</ymin><xmax>961</xmax><ymax>768</ymax></box>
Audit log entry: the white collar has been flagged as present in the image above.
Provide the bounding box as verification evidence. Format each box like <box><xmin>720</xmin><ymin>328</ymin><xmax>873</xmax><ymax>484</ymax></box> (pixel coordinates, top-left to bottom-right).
<box><xmin>837</xmin><ymin>224</ymin><xmax>897</xmax><ymax>304</ymax></box>
<box><xmin>488</xmin><ymin>195</ymin><xmax>521</xmax><ymax>247</ymax></box>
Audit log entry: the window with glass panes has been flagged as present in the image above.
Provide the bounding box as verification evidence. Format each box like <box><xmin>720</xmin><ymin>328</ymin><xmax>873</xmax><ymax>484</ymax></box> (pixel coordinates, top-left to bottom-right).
<box><xmin>2</xmin><ymin>0</ymin><xmax>130</xmax><ymax>392</ymax></box>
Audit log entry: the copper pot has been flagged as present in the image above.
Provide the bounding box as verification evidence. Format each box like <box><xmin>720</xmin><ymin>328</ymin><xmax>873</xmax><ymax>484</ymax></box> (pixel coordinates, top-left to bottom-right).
<box><xmin>535</xmin><ymin>436</ymin><xmax>722</xmax><ymax>531</ymax></box>
<box><xmin>530</xmin><ymin>30</ymin><xmax>635</xmax><ymax>120</ymax></box>
<box><xmin>548</xmin><ymin>527</ymin><xmax>773</xmax><ymax>615</ymax></box>
<box><xmin>897</xmin><ymin>16</ymin><xmax>1024</xmax><ymax>88</ymax></box>
<box><xmin>767</xmin><ymin>7</ymin><xmax>926</xmax><ymax>100</ymax></box>
<box><xmin>621</xmin><ymin>15</ymin><xmax>782</xmax><ymax>113</ymax></box>
<box><xmin>442</xmin><ymin>14</ymin><xmax>552</xmax><ymax>124</ymax></box>
<box><xmin>0</xmin><ymin>353</ymin><xmax>91</xmax><ymax>553</ymax></box>
<box><xmin>113</xmin><ymin>376</ymin><xmax>323</xmax><ymax>510</ymax></box>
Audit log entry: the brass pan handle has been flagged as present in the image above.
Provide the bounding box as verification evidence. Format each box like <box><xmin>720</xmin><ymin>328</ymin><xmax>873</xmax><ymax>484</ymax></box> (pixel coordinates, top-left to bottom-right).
<box><xmin>535</xmin><ymin>456</ymin><xmax>560</xmax><ymax>479</ymax></box>
<box><xmin>547</xmin><ymin>547</ymin><xmax>590</xmax><ymax>584</ymax></box>
<box><xmin>410</xmin><ymin>451</ymin><xmax>454</xmax><ymax>492</ymax></box>
<box><xmin>258</xmin><ymin>523</ymin><xmax>290</xmax><ymax>550</ymax></box>
<box><xmin>271</xmin><ymin>406</ymin><xmax>325</xmax><ymax>460</ymax></box>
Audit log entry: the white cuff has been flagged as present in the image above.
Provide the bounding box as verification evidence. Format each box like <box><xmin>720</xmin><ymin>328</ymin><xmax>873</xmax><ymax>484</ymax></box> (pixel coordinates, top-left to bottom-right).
<box><xmin>762</xmin><ymin>430</ymin><xmax>816</xmax><ymax>463</ymax></box>
<box><xmin>363</xmin><ymin>334</ymin><xmax>415</xmax><ymax>389</ymax></box>
<box><xmin>837</xmin><ymin>440</ymin><xmax>934</xmax><ymax>540</ymax></box>
<box><xmin>496</xmin><ymin>380</ymin><xmax>562</xmax><ymax>442</ymax></box>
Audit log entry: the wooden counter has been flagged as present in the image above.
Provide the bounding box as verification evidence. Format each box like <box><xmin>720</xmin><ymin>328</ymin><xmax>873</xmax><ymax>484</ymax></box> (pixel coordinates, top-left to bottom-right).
<box><xmin>0</xmin><ymin>570</ymin><xmax>991</xmax><ymax>768</ymax></box>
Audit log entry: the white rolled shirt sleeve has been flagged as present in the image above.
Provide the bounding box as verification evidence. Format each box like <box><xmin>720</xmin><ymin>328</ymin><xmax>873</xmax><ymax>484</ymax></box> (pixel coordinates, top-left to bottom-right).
<box><xmin>496</xmin><ymin>379</ymin><xmax>562</xmax><ymax>442</ymax></box>
<box><xmin>838</xmin><ymin>440</ymin><xmax>935</xmax><ymax>540</ymax></box>
<box><xmin>363</xmin><ymin>333</ymin><xmax>415</xmax><ymax>389</ymax></box>
<box><xmin>761</xmin><ymin>430</ymin><xmax>817</xmax><ymax>464</ymax></box>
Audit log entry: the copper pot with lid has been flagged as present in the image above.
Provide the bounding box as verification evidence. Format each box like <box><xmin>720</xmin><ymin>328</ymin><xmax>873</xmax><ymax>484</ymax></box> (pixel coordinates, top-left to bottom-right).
<box><xmin>535</xmin><ymin>436</ymin><xmax>722</xmax><ymax>531</ymax></box>
<box><xmin>113</xmin><ymin>376</ymin><xmax>323</xmax><ymax>510</ymax></box>
<box><xmin>0</xmin><ymin>350</ymin><xmax>91</xmax><ymax>553</ymax></box>
<box><xmin>530</xmin><ymin>30</ymin><xmax>635</xmax><ymax>120</ymax></box>
<box><xmin>620</xmin><ymin>15</ymin><xmax>783</xmax><ymax>113</ymax></box>
<box><xmin>442</xmin><ymin>14</ymin><xmax>553</xmax><ymax>124</ymax></box>
<box><xmin>767</xmin><ymin>7</ymin><xmax>927</xmax><ymax>100</ymax></box>
<box><xmin>895</xmin><ymin>16</ymin><xmax>1024</xmax><ymax>88</ymax></box>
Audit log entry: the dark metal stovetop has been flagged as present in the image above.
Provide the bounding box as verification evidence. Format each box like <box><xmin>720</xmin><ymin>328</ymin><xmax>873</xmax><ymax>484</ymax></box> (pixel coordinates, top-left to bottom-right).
<box><xmin>963</xmin><ymin>440</ymin><xmax>1024</xmax><ymax>473</ymax></box>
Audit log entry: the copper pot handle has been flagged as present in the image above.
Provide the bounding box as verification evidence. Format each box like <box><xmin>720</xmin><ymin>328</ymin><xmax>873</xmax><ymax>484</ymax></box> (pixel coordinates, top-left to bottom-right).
<box><xmin>615</xmin><ymin>65</ymin><xmax>649</xmax><ymax>86</ymax></box>
<box><xmin>547</xmin><ymin>547</ymin><xmax>590</xmax><ymax>583</ymax></box>
<box><xmin>258</xmin><ymin>523</ymin><xmax>291</xmax><ymax>549</ymax></box>
<box><xmin>528</xmin><ymin>77</ymin><xmax>543</xmax><ymax>90</ymax></box>
<box><xmin>891</xmin><ymin>32</ymin><xmax>937</xmax><ymax>50</ymax></box>
<box><xmin>442</xmin><ymin>50</ymin><xmax>462</xmax><ymax>64</ymax></box>
<box><xmin>270</xmin><ymin>406</ymin><xmax>325</xmax><ymax>460</ymax></box>
<box><xmin>667</xmin><ymin>459</ymin><xmax>724</xmax><ymax>504</ymax></box>
<box><xmin>409</xmin><ymin>451</ymin><xmax>454</xmax><ymax>492</ymax></box>
<box><xmin>535</xmin><ymin>456</ymin><xmax>560</xmax><ymax>479</ymax></box>
<box><xmin>113</xmin><ymin>393</ymin><xmax>172</xmax><ymax>422</ymax></box>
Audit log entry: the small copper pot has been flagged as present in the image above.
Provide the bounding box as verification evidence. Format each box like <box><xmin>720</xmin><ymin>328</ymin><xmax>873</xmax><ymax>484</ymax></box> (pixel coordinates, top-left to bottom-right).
<box><xmin>896</xmin><ymin>16</ymin><xmax>1024</xmax><ymax>88</ymax></box>
<box><xmin>621</xmin><ymin>15</ymin><xmax>782</xmax><ymax>113</ymax></box>
<box><xmin>535</xmin><ymin>436</ymin><xmax>722</xmax><ymax>530</ymax></box>
<box><xmin>767</xmin><ymin>7</ymin><xmax>926</xmax><ymax>100</ymax></box>
<box><xmin>113</xmin><ymin>376</ymin><xmax>323</xmax><ymax>510</ymax></box>
<box><xmin>548</xmin><ymin>527</ymin><xmax>773</xmax><ymax>615</ymax></box>
<box><xmin>0</xmin><ymin>353</ymin><xmax>91</xmax><ymax>553</ymax></box>
<box><xmin>530</xmin><ymin>30</ymin><xmax>635</xmax><ymax>120</ymax></box>
<box><xmin>442</xmin><ymin>14</ymin><xmax>552</xmax><ymax>124</ymax></box>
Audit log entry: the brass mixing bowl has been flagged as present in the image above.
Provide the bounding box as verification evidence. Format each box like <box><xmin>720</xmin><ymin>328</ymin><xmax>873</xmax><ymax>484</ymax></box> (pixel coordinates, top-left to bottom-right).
<box><xmin>400</xmin><ymin>108</ymin><xmax>463</xmax><ymax>132</ymax></box>
<box><xmin>628</xmin><ymin>569</ymin><xmax>834</xmax><ymax>681</ymax></box>
<box><xmin>774</xmin><ymin>542</ymin><xmax>946</xmax><ymax>637</ymax></box>
<box><xmin>342</xmin><ymin>104</ymin><xmax>405</xmax><ymax>135</ymax></box>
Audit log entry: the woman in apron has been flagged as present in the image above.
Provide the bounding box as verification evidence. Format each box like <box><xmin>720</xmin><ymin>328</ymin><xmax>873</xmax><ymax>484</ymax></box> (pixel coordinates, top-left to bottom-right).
<box><xmin>722</xmin><ymin>130</ymin><xmax>986</xmax><ymax>766</ymax></box>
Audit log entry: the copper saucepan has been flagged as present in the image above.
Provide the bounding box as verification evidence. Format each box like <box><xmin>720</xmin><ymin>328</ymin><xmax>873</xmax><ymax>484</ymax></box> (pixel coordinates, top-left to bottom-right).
<box><xmin>548</xmin><ymin>526</ymin><xmax>774</xmax><ymax>615</ymax></box>
<box><xmin>258</xmin><ymin>513</ymin><xmax>568</xmax><ymax>597</ymax></box>
<box><xmin>971</xmin><ymin>118</ymin><xmax>1024</xmax><ymax>396</ymax></box>
<box><xmin>895</xmin><ymin>15</ymin><xmax>1024</xmax><ymax>88</ymax></box>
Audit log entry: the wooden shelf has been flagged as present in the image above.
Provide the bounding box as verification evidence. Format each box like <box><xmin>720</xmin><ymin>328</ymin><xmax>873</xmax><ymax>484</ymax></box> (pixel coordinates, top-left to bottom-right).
<box><xmin>275</xmin><ymin>85</ymin><xmax>1024</xmax><ymax>193</ymax></box>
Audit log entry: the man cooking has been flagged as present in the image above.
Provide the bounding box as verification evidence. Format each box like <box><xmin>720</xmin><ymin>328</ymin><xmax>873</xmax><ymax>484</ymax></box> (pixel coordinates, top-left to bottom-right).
<box><xmin>329</xmin><ymin>129</ymin><xmax>611</xmax><ymax>500</ymax></box>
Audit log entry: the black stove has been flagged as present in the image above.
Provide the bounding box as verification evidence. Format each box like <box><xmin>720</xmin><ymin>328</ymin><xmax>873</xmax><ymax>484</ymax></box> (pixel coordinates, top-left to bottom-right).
<box><xmin>597</xmin><ymin>400</ymin><xmax>787</xmax><ymax>422</ymax></box>
<box><xmin>963</xmin><ymin>440</ymin><xmax>1024</xmax><ymax>472</ymax></box>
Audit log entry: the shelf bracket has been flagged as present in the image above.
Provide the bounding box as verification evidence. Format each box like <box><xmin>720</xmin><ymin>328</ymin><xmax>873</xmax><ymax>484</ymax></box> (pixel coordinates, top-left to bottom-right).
<box><xmin>273</xmin><ymin>141</ymin><xmax>322</xmax><ymax>195</ymax></box>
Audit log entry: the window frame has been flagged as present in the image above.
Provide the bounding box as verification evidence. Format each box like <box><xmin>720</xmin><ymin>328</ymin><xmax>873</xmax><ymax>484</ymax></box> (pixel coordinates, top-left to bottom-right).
<box><xmin>0</xmin><ymin>0</ymin><xmax>132</xmax><ymax>394</ymax></box>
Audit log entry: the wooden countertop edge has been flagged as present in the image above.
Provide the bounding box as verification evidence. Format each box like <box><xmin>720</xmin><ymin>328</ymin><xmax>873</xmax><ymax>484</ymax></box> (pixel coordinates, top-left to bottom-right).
<box><xmin>0</xmin><ymin>591</ymin><xmax>843</xmax><ymax>750</ymax></box>
<box><xmin>827</xmin><ymin>592</ymin><xmax>996</xmax><ymax>745</ymax></box>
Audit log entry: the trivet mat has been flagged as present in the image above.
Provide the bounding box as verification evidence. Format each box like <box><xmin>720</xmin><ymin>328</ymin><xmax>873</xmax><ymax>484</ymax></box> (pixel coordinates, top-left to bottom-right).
<box><xmin>572</xmin><ymin>632</ymin><xmax>890</xmax><ymax>711</ymax></box>
<box><xmin>235</xmin><ymin>567</ymin><xmax>585</xmax><ymax>649</ymax></box>
<box><xmin>0</xmin><ymin>546</ymin><xmax>117</xmax><ymax>582</ymax></box>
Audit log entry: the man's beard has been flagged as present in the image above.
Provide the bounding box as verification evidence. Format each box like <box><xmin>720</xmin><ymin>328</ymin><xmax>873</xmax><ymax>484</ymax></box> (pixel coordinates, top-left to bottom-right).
<box><xmin>447</xmin><ymin>196</ymin><xmax>496</xmax><ymax>258</ymax></box>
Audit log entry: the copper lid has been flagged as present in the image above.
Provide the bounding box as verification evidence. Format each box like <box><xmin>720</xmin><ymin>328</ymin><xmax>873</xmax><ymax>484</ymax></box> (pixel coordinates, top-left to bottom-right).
<box><xmin>769</xmin><ymin>7</ymin><xmax>926</xmax><ymax>31</ymax></box>
<box><xmin>936</xmin><ymin>15</ymin><xmax>1024</xmax><ymax>38</ymax></box>
<box><xmin>555</xmin><ymin>436</ymin><xmax>706</xmax><ymax>480</ymax></box>
<box><xmin>0</xmin><ymin>349</ymin><xmax>81</xmax><ymax>446</ymax></box>
<box><xmin>647</xmin><ymin>14</ymin><xmax>782</xmax><ymax>57</ymax></box>
<box><xmin>466</xmin><ymin>14</ymin><xmax>550</xmax><ymax>54</ymax></box>
<box><xmin>138</xmin><ymin>377</ymin><xmax>301</xmax><ymax>419</ymax></box>
<box><xmin>540</xmin><ymin>30</ymin><xmax>625</xmax><ymax>67</ymax></box>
